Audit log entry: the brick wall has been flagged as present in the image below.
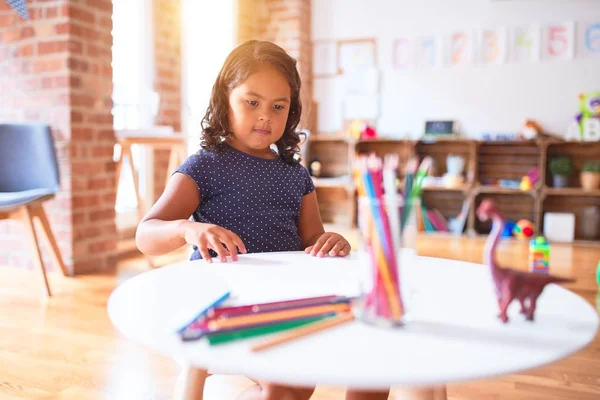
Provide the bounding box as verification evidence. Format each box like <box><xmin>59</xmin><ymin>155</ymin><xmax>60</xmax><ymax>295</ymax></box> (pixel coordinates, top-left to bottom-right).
<box><xmin>0</xmin><ymin>0</ymin><xmax>116</xmax><ymax>274</ymax></box>
<box><xmin>152</xmin><ymin>0</ymin><xmax>181</xmax><ymax>202</ymax></box>
<box><xmin>237</xmin><ymin>0</ymin><xmax>313</xmax><ymax>132</ymax></box>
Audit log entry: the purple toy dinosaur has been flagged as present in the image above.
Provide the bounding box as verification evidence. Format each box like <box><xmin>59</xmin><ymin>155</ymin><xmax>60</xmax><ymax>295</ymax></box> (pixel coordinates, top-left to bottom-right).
<box><xmin>477</xmin><ymin>199</ymin><xmax>575</xmax><ymax>323</ymax></box>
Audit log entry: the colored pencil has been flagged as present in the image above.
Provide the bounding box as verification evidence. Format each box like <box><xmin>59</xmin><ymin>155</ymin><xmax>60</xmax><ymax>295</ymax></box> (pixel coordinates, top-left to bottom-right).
<box><xmin>206</xmin><ymin>315</ymin><xmax>328</xmax><ymax>345</ymax></box>
<box><xmin>176</xmin><ymin>291</ymin><xmax>231</xmax><ymax>333</ymax></box>
<box><xmin>401</xmin><ymin>157</ymin><xmax>432</xmax><ymax>230</ymax></box>
<box><xmin>205</xmin><ymin>295</ymin><xmax>345</xmax><ymax>320</ymax></box>
<box><xmin>180</xmin><ymin>313</ymin><xmax>338</xmax><ymax>341</ymax></box>
<box><xmin>251</xmin><ymin>313</ymin><xmax>355</xmax><ymax>352</ymax></box>
<box><xmin>362</xmin><ymin>159</ymin><xmax>403</xmax><ymax>319</ymax></box>
<box><xmin>207</xmin><ymin>303</ymin><xmax>351</xmax><ymax>331</ymax></box>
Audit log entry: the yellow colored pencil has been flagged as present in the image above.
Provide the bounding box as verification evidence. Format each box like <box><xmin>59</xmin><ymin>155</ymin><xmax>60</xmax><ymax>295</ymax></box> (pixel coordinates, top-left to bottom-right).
<box><xmin>371</xmin><ymin>222</ymin><xmax>403</xmax><ymax>319</ymax></box>
<box><xmin>207</xmin><ymin>303</ymin><xmax>351</xmax><ymax>331</ymax></box>
<box><xmin>251</xmin><ymin>313</ymin><xmax>355</xmax><ymax>352</ymax></box>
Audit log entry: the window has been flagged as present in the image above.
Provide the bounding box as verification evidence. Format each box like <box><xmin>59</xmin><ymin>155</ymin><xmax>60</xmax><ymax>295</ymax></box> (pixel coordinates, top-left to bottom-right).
<box><xmin>111</xmin><ymin>0</ymin><xmax>155</xmax><ymax>226</ymax></box>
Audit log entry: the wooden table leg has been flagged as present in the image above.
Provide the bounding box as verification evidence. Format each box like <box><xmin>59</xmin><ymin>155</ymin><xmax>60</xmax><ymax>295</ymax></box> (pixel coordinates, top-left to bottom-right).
<box><xmin>115</xmin><ymin>144</ymin><xmax>124</xmax><ymax>196</ymax></box>
<box><xmin>123</xmin><ymin>144</ymin><xmax>145</xmax><ymax>220</ymax></box>
<box><xmin>394</xmin><ymin>386</ymin><xmax>447</xmax><ymax>400</ymax></box>
<box><xmin>173</xmin><ymin>366</ymin><xmax>209</xmax><ymax>400</ymax></box>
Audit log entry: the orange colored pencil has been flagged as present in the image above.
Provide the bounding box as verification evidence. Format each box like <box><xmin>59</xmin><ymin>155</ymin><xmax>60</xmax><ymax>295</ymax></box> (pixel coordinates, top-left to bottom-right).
<box><xmin>251</xmin><ymin>313</ymin><xmax>355</xmax><ymax>352</ymax></box>
<box><xmin>207</xmin><ymin>303</ymin><xmax>350</xmax><ymax>331</ymax></box>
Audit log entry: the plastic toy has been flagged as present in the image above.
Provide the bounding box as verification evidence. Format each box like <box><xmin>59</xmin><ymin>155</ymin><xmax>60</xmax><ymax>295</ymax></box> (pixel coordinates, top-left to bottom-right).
<box><xmin>477</xmin><ymin>199</ymin><xmax>575</xmax><ymax>323</ymax></box>
<box><xmin>567</xmin><ymin>92</ymin><xmax>600</xmax><ymax>141</ymax></box>
<box><xmin>502</xmin><ymin>221</ymin><xmax>516</xmax><ymax>238</ymax></box>
<box><xmin>361</xmin><ymin>125</ymin><xmax>377</xmax><ymax>140</ymax></box>
<box><xmin>519</xmin><ymin>120</ymin><xmax>542</xmax><ymax>140</ymax></box>
<box><xmin>529</xmin><ymin>236</ymin><xmax>550</xmax><ymax>274</ymax></box>
<box><xmin>520</xmin><ymin>176</ymin><xmax>532</xmax><ymax>191</ymax></box>
<box><xmin>513</xmin><ymin>219</ymin><xmax>534</xmax><ymax>239</ymax></box>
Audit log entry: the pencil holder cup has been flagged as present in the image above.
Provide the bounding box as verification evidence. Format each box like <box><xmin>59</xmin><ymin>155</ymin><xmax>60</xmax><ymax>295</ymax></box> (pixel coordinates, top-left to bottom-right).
<box><xmin>355</xmin><ymin>195</ymin><xmax>413</xmax><ymax>328</ymax></box>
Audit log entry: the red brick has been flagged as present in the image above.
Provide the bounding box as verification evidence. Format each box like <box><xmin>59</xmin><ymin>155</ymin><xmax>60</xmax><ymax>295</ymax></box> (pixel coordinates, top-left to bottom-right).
<box><xmin>0</xmin><ymin>14</ymin><xmax>15</xmax><ymax>28</ymax></box>
<box><xmin>91</xmin><ymin>147</ymin><xmax>114</xmax><ymax>158</ymax></box>
<box><xmin>89</xmin><ymin>239</ymin><xmax>116</xmax><ymax>254</ymax></box>
<box><xmin>68</xmin><ymin>39</ymin><xmax>83</xmax><ymax>54</ymax></box>
<box><xmin>89</xmin><ymin>209</ymin><xmax>114</xmax><ymax>222</ymax></box>
<box><xmin>71</xmin><ymin>111</ymin><xmax>83</xmax><ymax>123</ymax></box>
<box><xmin>96</xmin><ymin>129</ymin><xmax>115</xmax><ymax>141</ymax></box>
<box><xmin>68</xmin><ymin>5</ymin><xmax>95</xmax><ymax>24</ymax></box>
<box><xmin>88</xmin><ymin>178</ymin><xmax>110</xmax><ymax>190</ymax></box>
<box><xmin>71</xmin><ymin>94</ymin><xmax>94</xmax><ymax>108</ymax></box>
<box><xmin>32</xmin><ymin>58</ymin><xmax>65</xmax><ymax>73</ymax></box>
<box><xmin>55</xmin><ymin>22</ymin><xmax>69</xmax><ymax>34</ymax></box>
<box><xmin>38</xmin><ymin>39</ymin><xmax>68</xmax><ymax>55</ymax></box>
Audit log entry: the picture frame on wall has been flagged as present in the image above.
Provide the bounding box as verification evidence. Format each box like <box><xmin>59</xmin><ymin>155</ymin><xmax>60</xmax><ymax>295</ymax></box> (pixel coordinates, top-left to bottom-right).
<box><xmin>313</xmin><ymin>40</ymin><xmax>338</xmax><ymax>78</ymax></box>
<box><xmin>337</xmin><ymin>38</ymin><xmax>377</xmax><ymax>74</ymax></box>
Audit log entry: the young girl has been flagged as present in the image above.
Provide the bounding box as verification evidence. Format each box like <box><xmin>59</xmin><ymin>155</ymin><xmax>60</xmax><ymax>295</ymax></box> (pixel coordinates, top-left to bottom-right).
<box><xmin>136</xmin><ymin>40</ymin><xmax>389</xmax><ymax>400</ymax></box>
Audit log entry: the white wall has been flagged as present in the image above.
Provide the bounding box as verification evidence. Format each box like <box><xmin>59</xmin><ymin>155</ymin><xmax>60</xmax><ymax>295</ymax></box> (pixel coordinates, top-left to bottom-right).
<box><xmin>182</xmin><ymin>0</ymin><xmax>235</xmax><ymax>154</ymax></box>
<box><xmin>312</xmin><ymin>0</ymin><xmax>600</xmax><ymax>139</ymax></box>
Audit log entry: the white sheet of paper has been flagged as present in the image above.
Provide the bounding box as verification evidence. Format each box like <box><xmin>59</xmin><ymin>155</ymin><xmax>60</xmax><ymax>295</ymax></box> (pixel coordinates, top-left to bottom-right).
<box><xmin>343</xmin><ymin>67</ymin><xmax>379</xmax><ymax>94</ymax></box>
<box><xmin>343</xmin><ymin>93</ymin><xmax>379</xmax><ymax>120</ymax></box>
<box><xmin>542</xmin><ymin>21</ymin><xmax>575</xmax><ymax>61</ymax></box>
<box><xmin>577</xmin><ymin>21</ymin><xmax>600</xmax><ymax>58</ymax></box>
<box><xmin>313</xmin><ymin>41</ymin><xmax>338</xmax><ymax>76</ymax></box>
<box><xmin>478</xmin><ymin>28</ymin><xmax>506</xmax><ymax>65</ymax></box>
<box><xmin>447</xmin><ymin>31</ymin><xmax>474</xmax><ymax>65</ymax></box>
<box><xmin>510</xmin><ymin>24</ymin><xmax>541</xmax><ymax>62</ymax></box>
<box><xmin>338</xmin><ymin>41</ymin><xmax>376</xmax><ymax>73</ymax></box>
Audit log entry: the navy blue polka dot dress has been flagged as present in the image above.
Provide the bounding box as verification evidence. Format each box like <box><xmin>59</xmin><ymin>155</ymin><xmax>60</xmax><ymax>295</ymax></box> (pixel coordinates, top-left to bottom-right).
<box><xmin>175</xmin><ymin>143</ymin><xmax>315</xmax><ymax>260</ymax></box>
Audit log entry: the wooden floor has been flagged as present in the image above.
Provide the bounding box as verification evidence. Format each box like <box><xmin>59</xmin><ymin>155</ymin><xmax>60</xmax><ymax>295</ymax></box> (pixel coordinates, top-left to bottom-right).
<box><xmin>0</xmin><ymin>234</ymin><xmax>599</xmax><ymax>400</ymax></box>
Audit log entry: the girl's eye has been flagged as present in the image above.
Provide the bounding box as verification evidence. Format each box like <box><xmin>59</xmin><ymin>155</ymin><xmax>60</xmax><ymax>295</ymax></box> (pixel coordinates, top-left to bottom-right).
<box><xmin>274</xmin><ymin>104</ymin><xmax>285</xmax><ymax>111</ymax></box>
<box><xmin>247</xmin><ymin>100</ymin><xmax>258</xmax><ymax>107</ymax></box>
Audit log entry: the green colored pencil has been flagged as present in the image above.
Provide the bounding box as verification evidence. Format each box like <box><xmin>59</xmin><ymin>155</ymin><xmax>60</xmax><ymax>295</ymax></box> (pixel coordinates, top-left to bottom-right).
<box><xmin>206</xmin><ymin>316</ymin><xmax>328</xmax><ymax>346</ymax></box>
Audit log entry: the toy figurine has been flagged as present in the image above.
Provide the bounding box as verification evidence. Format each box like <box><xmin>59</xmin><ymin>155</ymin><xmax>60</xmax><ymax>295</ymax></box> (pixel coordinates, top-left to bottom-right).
<box><xmin>308</xmin><ymin>157</ymin><xmax>322</xmax><ymax>177</ymax></box>
<box><xmin>477</xmin><ymin>199</ymin><xmax>575</xmax><ymax>323</ymax></box>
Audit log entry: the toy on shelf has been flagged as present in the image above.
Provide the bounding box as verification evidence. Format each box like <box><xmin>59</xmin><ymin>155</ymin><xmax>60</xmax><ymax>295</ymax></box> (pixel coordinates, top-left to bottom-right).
<box><xmin>502</xmin><ymin>220</ymin><xmax>516</xmax><ymax>238</ymax></box>
<box><xmin>527</xmin><ymin>167</ymin><xmax>540</xmax><ymax>186</ymax></box>
<box><xmin>519</xmin><ymin>120</ymin><xmax>542</xmax><ymax>140</ymax></box>
<box><xmin>348</xmin><ymin>119</ymin><xmax>377</xmax><ymax>140</ymax></box>
<box><xmin>513</xmin><ymin>219</ymin><xmax>534</xmax><ymax>239</ymax></box>
<box><xmin>477</xmin><ymin>199</ymin><xmax>575</xmax><ymax>323</ymax></box>
<box><xmin>443</xmin><ymin>154</ymin><xmax>465</xmax><ymax>188</ymax></box>
<box><xmin>519</xmin><ymin>176</ymin><xmax>532</xmax><ymax>191</ymax></box>
<box><xmin>308</xmin><ymin>156</ymin><xmax>322</xmax><ymax>177</ymax></box>
<box><xmin>529</xmin><ymin>236</ymin><xmax>550</xmax><ymax>274</ymax></box>
<box><xmin>566</xmin><ymin>92</ymin><xmax>600</xmax><ymax>142</ymax></box>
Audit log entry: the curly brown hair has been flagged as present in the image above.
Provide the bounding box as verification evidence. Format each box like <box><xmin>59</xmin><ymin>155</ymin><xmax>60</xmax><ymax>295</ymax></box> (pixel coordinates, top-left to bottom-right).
<box><xmin>200</xmin><ymin>40</ymin><xmax>304</xmax><ymax>164</ymax></box>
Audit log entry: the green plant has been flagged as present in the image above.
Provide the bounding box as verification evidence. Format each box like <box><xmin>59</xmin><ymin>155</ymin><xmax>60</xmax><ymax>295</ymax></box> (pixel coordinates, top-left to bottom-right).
<box><xmin>581</xmin><ymin>160</ymin><xmax>600</xmax><ymax>173</ymax></box>
<box><xmin>549</xmin><ymin>156</ymin><xmax>574</xmax><ymax>176</ymax></box>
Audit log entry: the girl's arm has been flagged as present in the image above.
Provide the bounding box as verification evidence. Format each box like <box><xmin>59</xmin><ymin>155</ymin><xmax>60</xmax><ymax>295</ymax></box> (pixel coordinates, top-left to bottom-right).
<box><xmin>297</xmin><ymin>191</ymin><xmax>350</xmax><ymax>257</ymax></box>
<box><xmin>135</xmin><ymin>173</ymin><xmax>246</xmax><ymax>261</ymax></box>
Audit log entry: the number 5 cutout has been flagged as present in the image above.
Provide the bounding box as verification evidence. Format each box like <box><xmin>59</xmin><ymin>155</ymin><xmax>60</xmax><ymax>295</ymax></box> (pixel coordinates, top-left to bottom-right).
<box><xmin>544</xmin><ymin>22</ymin><xmax>574</xmax><ymax>60</ymax></box>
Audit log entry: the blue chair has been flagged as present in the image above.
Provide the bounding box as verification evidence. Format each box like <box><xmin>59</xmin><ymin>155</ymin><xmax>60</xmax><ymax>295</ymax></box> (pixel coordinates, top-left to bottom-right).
<box><xmin>0</xmin><ymin>123</ymin><xmax>69</xmax><ymax>296</ymax></box>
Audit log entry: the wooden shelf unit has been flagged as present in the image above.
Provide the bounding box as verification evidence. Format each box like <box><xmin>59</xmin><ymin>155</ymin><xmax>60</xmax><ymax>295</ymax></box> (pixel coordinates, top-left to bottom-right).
<box><xmin>305</xmin><ymin>136</ymin><xmax>600</xmax><ymax>246</ymax></box>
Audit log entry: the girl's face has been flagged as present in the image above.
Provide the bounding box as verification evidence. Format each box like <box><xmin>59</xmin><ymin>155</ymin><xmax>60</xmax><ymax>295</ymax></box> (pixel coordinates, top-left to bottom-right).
<box><xmin>227</xmin><ymin>63</ymin><xmax>291</xmax><ymax>158</ymax></box>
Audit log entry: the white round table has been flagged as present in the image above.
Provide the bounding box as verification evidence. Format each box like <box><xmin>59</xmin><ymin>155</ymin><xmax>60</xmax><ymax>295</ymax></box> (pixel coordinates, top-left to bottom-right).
<box><xmin>107</xmin><ymin>251</ymin><xmax>598</xmax><ymax>396</ymax></box>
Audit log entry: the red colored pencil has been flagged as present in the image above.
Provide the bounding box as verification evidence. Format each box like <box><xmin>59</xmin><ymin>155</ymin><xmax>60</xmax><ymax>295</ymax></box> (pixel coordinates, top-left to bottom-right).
<box><xmin>206</xmin><ymin>295</ymin><xmax>344</xmax><ymax>320</ymax></box>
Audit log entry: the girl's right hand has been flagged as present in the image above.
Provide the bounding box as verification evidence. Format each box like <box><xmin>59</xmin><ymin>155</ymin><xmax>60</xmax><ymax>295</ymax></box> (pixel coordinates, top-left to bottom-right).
<box><xmin>181</xmin><ymin>221</ymin><xmax>247</xmax><ymax>263</ymax></box>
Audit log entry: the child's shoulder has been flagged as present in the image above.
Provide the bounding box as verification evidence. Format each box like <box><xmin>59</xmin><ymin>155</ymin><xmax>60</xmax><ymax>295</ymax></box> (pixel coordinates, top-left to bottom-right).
<box><xmin>185</xmin><ymin>147</ymin><xmax>222</xmax><ymax>164</ymax></box>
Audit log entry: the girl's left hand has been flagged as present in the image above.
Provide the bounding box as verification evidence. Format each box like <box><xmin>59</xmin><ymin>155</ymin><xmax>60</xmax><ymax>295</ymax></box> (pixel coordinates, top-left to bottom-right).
<box><xmin>305</xmin><ymin>232</ymin><xmax>351</xmax><ymax>257</ymax></box>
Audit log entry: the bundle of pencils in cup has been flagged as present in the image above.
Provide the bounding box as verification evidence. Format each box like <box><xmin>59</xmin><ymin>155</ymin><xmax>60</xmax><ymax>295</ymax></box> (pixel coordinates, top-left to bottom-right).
<box><xmin>353</xmin><ymin>154</ymin><xmax>432</xmax><ymax>324</ymax></box>
<box><xmin>179</xmin><ymin>294</ymin><xmax>355</xmax><ymax>351</ymax></box>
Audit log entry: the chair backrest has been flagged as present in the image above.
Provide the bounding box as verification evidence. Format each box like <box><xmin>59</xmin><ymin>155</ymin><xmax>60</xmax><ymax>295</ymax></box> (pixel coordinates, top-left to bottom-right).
<box><xmin>0</xmin><ymin>124</ymin><xmax>60</xmax><ymax>193</ymax></box>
